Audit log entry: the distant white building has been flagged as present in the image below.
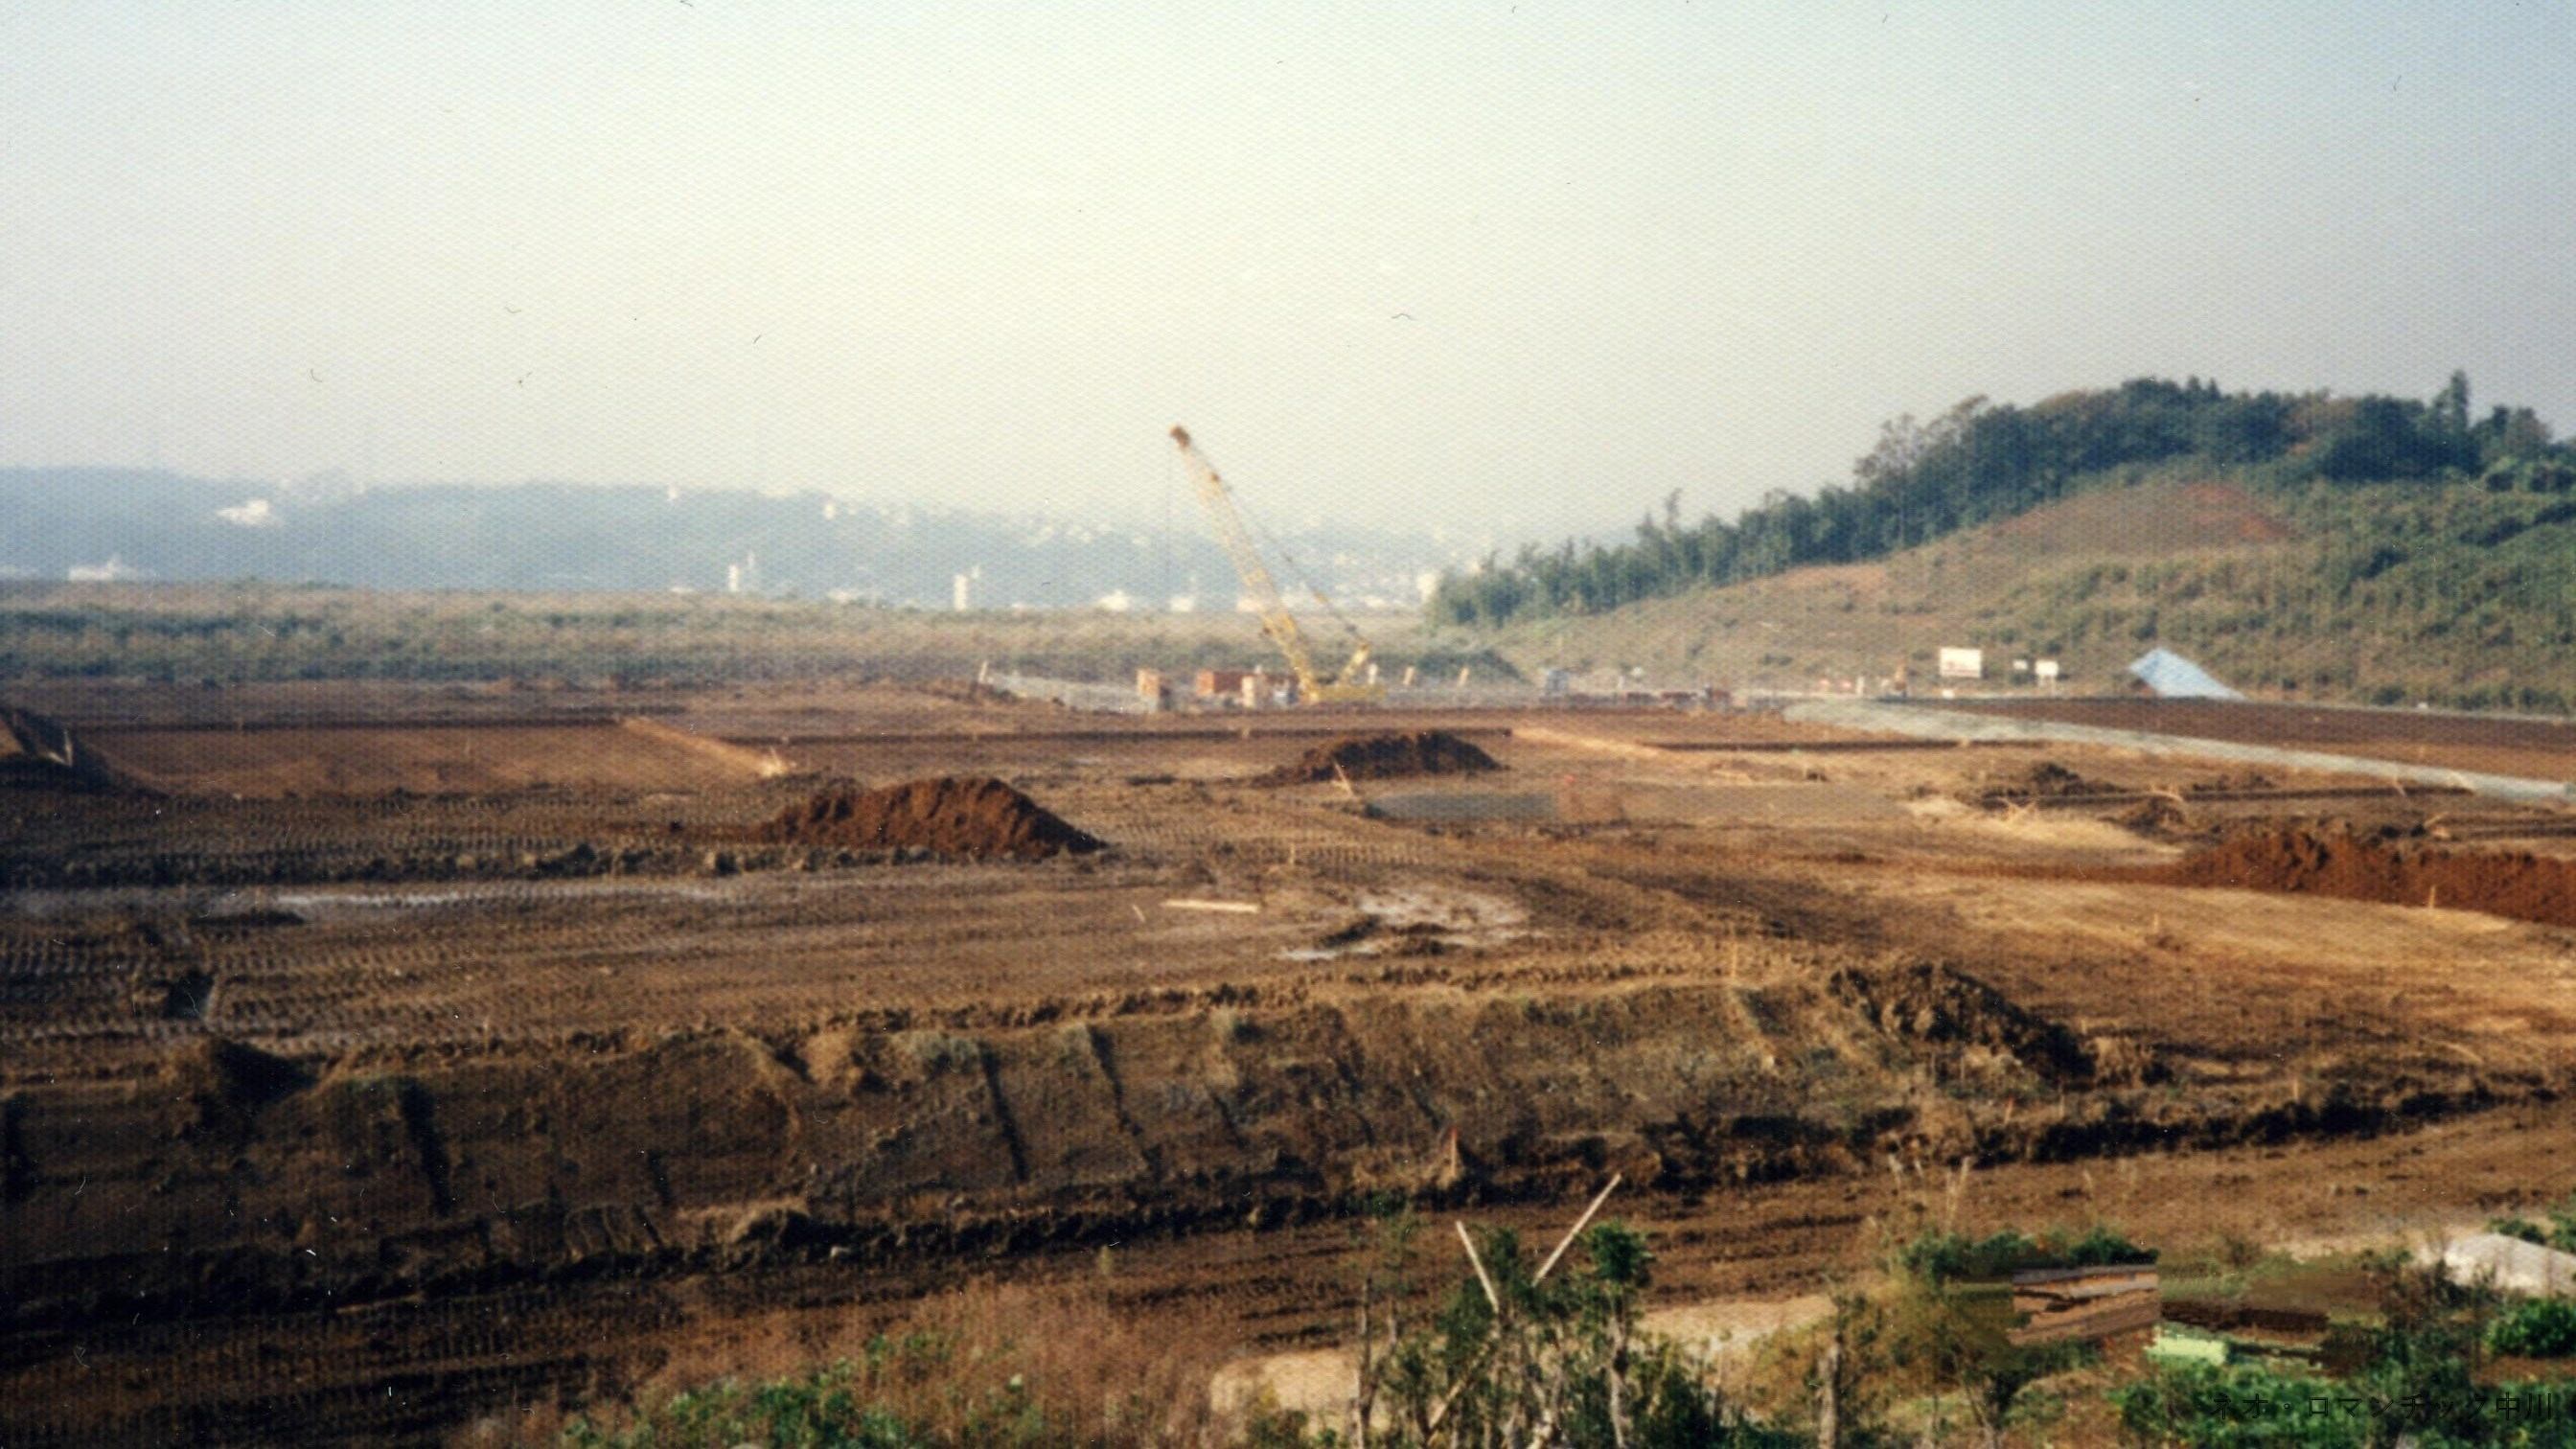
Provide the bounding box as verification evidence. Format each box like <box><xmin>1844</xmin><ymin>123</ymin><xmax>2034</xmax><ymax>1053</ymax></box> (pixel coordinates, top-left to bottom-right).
<box><xmin>216</xmin><ymin>498</ymin><xmax>278</xmax><ymax>528</ymax></box>
<box><xmin>68</xmin><ymin>555</ymin><xmax>142</xmax><ymax>582</ymax></box>
<box><xmin>953</xmin><ymin>569</ymin><xmax>979</xmax><ymax>611</ymax></box>
<box><xmin>1167</xmin><ymin>593</ymin><xmax>1198</xmax><ymax>613</ymax></box>
<box><xmin>1094</xmin><ymin>588</ymin><xmax>1136</xmax><ymax>612</ymax></box>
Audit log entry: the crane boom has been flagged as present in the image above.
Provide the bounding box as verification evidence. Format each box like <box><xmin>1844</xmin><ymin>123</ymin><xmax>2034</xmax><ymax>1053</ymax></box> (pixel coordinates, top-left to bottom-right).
<box><xmin>1168</xmin><ymin>426</ymin><xmax>1379</xmax><ymax>703</ymax></box>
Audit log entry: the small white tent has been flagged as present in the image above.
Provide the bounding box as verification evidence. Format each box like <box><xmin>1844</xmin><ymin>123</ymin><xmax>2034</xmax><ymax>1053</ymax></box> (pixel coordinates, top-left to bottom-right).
<box><xmin>2128</xmin><ymin>648</ymin><xmax>2242</xmax><ymax>701</ymax></box>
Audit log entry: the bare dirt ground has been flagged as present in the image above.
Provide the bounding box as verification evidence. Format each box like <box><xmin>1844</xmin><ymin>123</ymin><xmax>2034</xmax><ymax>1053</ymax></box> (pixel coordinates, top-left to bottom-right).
<box><xmin>6</xmin><ymin>683</ymin><xmax>2576</xmax><ymax>1443</ymax></box>
<box><xmin>86</xmin><ymin>722</ymin><xmax>784</xmax><ymax>797</ymax></box>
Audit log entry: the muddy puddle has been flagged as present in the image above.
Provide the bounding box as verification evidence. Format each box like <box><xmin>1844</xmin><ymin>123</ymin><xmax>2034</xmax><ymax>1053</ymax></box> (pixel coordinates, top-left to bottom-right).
<box><xmin>1281</xmin><ymin>883</ymin><xmax>1529</xmax><ymax>959</ymax></box>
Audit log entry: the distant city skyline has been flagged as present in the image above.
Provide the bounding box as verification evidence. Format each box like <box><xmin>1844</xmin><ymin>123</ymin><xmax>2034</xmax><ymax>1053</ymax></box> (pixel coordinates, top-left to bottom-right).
<box><xmin>6</xmin><ymin>2</ymin><xmax>2571</xmax><ymax>533</ymax></box>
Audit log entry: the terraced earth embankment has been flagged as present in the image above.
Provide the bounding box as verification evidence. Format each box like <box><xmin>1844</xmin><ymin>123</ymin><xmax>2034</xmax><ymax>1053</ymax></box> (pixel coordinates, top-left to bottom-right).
<box><xmin>9</xmin><ymin>685</ymin><xmax>2576</xmax><ymax>1442</ymax></box>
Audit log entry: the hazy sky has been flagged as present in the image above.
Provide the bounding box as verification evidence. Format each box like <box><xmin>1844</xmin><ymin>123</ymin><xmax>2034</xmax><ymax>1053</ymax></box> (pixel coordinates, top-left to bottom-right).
<box><xmin>5</xmin><ymin>2</ymin><xmax>2572</xmax><ymax>534</ymax></box>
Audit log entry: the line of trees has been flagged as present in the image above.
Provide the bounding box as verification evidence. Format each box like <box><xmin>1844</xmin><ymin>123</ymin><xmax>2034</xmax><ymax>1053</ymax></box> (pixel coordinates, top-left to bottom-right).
<box><xmin>1430</xmin><ymin>375</ymin><xmax>2565</xmax><ymax>628</ymax></box>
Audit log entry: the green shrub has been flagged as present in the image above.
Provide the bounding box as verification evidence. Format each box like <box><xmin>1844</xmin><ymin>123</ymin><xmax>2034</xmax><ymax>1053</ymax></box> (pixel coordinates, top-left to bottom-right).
<box><xmin>560</xmin><ymin>1341</ymin><xmax>1038</xmax><ymax>1448</ymax></box>
<box><xmin>2108</xmin><ymin>1360</ymin><xmax>2355</xmax><ymax>1447</ymax></box>
<box><xmin>2489</xmin><ymin>1194</ymin><xmax>2576</xmax><ymax>1254</ymax></box>
<box><xmin>1333</xmin><ymin>1213</ymin><xmax>1799</xmax><ymax>1447</ymax></box>
<box><xmin>1895</xmin><ymin>1223</ymin><xmax>2152</xmax><ymax>1285</ymax></box>
<box><xmin>1897</xmin><ymin>1230</ymin><xmax>2033</xmax><ymax>1285</ymax></box>
<box><xmin>2059</xmin><ymin>1224</ymin><xmax>2156</xmax><ymax>1267</ymax></box>
<box><xmin>2492</xmin><ymin>1300</ymin><xmax>2576</xmax><ymax>1359</ymax></box>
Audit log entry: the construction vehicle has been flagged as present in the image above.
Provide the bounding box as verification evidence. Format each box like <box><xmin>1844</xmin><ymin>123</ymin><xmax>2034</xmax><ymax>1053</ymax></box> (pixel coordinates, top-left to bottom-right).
<box><xmin>1168</xmin><ymin>426</ymin><xmax>1383</xmax><ymax>704</ymax></box>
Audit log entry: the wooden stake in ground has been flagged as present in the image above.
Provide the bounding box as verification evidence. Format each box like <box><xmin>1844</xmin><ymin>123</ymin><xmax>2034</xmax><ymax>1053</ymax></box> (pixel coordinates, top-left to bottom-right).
<box><xmin>1456</xmin><ymin>1221</ymin><xmax>1501</xmax><ymax>1312</ymax></box>
<box><xmin>1352</xmin><ymin>1290</ymin><xmax>1373</xmax><ymax>1449</ymax></box>
<box><xmin>1535</xmin><ymin>1173</ymin><xmax>1624</xmax><ymax>1283</ymax></box>
<box><xmin>1817</xmin><ymin>1337</ymin><xmax>1840</xmax><ymax>1448</ymax></box>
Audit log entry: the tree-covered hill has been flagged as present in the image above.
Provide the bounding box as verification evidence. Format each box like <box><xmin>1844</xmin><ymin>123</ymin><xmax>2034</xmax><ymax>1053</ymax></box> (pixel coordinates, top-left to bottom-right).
<box><xmin>1432</xmin><ymin>375</ymin><xmax>2567</xmax><ymax>629</ymax></box>
<box><xmin>1448</xmin><ymin>377</ymin><xmax>2576</xmax><ymax>712</ymax></box>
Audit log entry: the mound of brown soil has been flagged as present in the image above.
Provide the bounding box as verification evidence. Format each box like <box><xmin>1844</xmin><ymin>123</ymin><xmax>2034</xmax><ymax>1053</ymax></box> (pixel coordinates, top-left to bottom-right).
<box><xmin>1829</xmin><ymin>962</ymin><xmax>2100</xmax><ymax>1084</ymax></box>
<box><xmin>0</xmin><ymin>703</ymin><xmax>143</xmax><ymax>792</ymax></box>
<box><xmin>2158</xmin><ymin>828</ymin><xmax>2576</xmax><ymax>928</ymax></box>
<box><xmin>2113</xmin><ymin>794</ymin><xmax>2201</xmax><ymax>840</ymax></box>
<box><xmin>1260</xmin><ymin>730</ymin><xmax>1501</xmax><ymax>786</ymax></box>
<box><xmin>1971</xmin><ymin>759</ymin><xmax>2117</xmax><ymax>806</ymax></box>
<box><xmin>756</xmin><ymin>776</ymin><xmax>1104</xmax><ymax>860</ymax></box>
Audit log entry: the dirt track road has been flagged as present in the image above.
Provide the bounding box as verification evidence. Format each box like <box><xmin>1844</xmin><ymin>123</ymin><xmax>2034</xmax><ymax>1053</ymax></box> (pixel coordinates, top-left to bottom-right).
<box><xmin>1947</xmin><ymin>696</ymin><xmax>2576</xmax><ymax>782</ymax></box>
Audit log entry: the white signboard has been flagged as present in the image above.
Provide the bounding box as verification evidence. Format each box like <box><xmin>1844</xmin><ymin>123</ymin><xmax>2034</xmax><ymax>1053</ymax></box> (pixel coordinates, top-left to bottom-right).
<box><xmin>1937</xmin><ymin>647</ymin><xmax>1985</xmax><ymax>680</ymax></box>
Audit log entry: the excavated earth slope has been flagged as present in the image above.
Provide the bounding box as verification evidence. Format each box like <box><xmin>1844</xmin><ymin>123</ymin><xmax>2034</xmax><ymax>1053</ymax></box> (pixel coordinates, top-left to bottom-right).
<box><xmin>0</xmin><ymin>703</ymin><xmax>143</xmax><ymax>793</ymax></box>
<box><xmin>1</xmin><ymin>956</ymin><xmax>2495</xmax><ymax>1346</ymax></box>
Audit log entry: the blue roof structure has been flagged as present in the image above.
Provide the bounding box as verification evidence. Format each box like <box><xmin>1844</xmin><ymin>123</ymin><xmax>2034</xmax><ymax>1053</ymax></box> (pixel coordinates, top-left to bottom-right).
<box><xmin>2128</xmin><ymin>647</ymin><xmax>2242</xmax><ymax>701</ymax></box>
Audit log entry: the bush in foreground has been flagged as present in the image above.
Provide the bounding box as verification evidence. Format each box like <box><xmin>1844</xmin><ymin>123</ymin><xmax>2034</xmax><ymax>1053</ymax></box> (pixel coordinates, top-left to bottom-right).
<box><xmin>2114</xmin><ymin>1254</ymin><xmax>2576</xmax><ymax>1448</ymax></box>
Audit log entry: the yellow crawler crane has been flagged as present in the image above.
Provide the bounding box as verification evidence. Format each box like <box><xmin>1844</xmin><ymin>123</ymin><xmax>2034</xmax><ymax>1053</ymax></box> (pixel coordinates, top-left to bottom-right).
<box><xmin>1168</xmin><ymin>425</ymin><xmax>1383</xmax><ymax>704</ymax></box>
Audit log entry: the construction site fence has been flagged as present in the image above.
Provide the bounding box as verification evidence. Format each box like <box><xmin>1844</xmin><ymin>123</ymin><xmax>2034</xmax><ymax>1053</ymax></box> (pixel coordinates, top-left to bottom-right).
<box><xmin>1379</xmin><ymin>687</ymin><xmax>1724</xmax><ymax>710</ymax></box>
<box><xmin>984</xmin><ymin>673</ymin><xmax>1158</xmax><ymax>715</ymax></box>
<box><xmin>984</xmin><ymin>675</ymin><xmax>1739</xmax><ymax>715</ymax></box>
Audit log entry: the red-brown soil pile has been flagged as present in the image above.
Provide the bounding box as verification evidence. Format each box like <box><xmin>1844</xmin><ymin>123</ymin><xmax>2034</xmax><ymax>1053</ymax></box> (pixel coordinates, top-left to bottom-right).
<box><xmin>1260</xmin><ymin>730</ymin><xmax>1501</xmax><ymax>786</ymax></box>
<box><xmin>2158</xmin><ymin>828</ymin><xmax>2576</xmax><ymax>928</ymax></box>
<box><xmin>757</xmin><ymin>776</ymin><xmax>1103</xmax><ymax>859</ymax></box>
<box><xmin>0</xmin><ymin>702</ymin><xmax>143</xmax><ymax>792</ymax></box>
